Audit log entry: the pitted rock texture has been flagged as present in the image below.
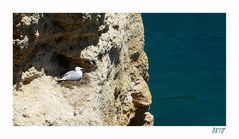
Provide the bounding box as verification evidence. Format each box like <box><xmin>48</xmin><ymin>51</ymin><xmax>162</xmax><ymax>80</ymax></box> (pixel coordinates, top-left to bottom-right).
<box><xmin>13</xmin><ymin>13</ymin><xmax>153</xmax><ymax>126</ymax></box>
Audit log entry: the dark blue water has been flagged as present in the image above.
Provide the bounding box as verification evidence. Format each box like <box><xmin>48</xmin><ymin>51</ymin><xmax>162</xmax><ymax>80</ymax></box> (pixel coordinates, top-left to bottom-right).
<box><xmin>142</xmin><ymin>13</ymin><xmax>226</xmax><ymax>126</ymax></box>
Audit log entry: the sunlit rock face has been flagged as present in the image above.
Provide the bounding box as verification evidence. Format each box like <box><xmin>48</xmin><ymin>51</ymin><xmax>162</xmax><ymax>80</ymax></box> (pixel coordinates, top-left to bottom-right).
<box><xmin>13</xmin><ymin>13</ymin><xmax>153</xmax><ymax>126</ymax></box>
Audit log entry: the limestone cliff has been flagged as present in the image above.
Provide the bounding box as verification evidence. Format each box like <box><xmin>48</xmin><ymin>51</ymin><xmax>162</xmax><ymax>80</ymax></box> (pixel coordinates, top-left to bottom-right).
<box><xmin>13</xmin><ymin>13</ymin><xmax>153</xmax><ymax>126</ymax></box>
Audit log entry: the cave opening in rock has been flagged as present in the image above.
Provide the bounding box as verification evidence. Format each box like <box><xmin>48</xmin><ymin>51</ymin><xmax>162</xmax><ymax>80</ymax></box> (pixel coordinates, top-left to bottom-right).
<box><xmin>54</xmin><ymin>54</ymin><xmax>72</xmax><ymax>69</ymax></box>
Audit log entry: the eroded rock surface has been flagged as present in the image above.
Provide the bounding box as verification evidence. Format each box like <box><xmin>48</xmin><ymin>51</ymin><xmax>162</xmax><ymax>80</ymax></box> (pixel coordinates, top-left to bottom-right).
<box><xmin>13</xmin><ymin>13</ymin><xmax>153</xmax><ymax>126</ymax></box>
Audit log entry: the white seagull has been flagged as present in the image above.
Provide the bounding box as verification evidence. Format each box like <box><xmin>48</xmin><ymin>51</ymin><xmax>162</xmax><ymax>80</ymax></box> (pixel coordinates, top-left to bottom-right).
<box><xmin>59</xmin><ymin>67</ymin><xmax>83</xmax><ymax>81</ymax></box>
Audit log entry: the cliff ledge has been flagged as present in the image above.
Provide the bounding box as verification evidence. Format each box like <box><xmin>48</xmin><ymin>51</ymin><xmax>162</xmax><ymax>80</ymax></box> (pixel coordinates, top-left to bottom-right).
<box><xmin>13</xmin><ymin>13</ymin><xmax>153</xmax><ymax>126</ymax></box>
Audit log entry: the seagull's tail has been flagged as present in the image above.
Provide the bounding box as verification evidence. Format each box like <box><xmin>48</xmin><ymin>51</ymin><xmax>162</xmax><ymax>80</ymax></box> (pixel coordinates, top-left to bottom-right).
<box><xmin>57</xmin><ymin>78</ymin><xmax>64</xmax><ymax>84</ymax></box>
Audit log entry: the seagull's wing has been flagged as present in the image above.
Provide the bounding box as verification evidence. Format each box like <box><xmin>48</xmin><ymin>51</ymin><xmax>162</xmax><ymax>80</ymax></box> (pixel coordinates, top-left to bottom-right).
<box><xmin>60</xmin><ymin>70</ymin><xmax>81</xmax><ymax>80</ymax></box>
<box><xmin>61</xmin><ymin>71</ymin><xmax>73</xmax><ymax>78</ymax></box>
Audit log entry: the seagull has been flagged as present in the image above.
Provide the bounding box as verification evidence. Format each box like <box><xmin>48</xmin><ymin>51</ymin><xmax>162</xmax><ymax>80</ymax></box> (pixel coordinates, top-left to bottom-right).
<box><xmin>59</xmin><ymin>67</ymin><xmax>83</xmax><ymax>81</ymax></box>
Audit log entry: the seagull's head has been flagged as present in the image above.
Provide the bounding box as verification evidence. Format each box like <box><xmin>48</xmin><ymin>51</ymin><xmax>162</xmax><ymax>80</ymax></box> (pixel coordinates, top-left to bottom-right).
<box><xmin>75</xmin><ymin>67</ymin><xmax>83</xmax><ymax>71</ymax></box>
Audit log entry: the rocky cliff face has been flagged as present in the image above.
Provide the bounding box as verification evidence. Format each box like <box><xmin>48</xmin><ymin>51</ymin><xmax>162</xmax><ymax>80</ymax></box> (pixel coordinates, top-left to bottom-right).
<box><xmin>13</xmin><ymin>13</ymin><xmax>153</xmax><ymax>126</ymax></box>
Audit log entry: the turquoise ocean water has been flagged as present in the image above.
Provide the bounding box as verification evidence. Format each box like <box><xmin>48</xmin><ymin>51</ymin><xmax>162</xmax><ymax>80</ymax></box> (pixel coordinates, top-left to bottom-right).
<box><xmin>142</xmin><ymin>14</ymin><xmax>226</xmax><ymax>126</ymax></box>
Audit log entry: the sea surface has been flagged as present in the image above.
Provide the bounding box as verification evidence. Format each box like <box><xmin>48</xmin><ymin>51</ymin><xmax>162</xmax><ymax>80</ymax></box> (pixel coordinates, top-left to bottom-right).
<box><xmin>142</xmin><ymin>13</ymin><xmax>226</xmax><ymax>126</ymax></box>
